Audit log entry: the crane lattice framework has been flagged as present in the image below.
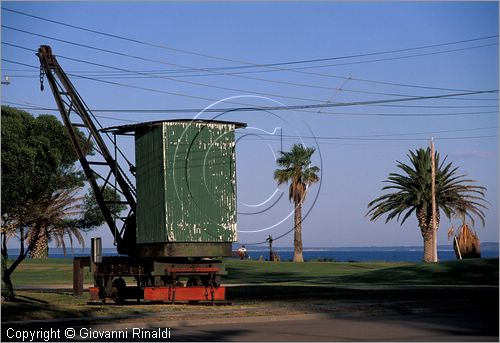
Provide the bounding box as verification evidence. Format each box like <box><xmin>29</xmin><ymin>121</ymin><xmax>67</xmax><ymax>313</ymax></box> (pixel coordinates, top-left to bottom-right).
<box><xmin>37</xmin><ymin>45</ymin><xmax>244</xmax><ymax>304</ymax></box>
<box><xmin>37</xmin><ymin>45</ymin><xmax>137</xmax><ymax>256</ymax></box>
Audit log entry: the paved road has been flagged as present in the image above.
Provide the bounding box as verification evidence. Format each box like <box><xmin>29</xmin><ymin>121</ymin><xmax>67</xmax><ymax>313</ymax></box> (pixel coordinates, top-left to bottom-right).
<box><xmin>3</xmin><ymin>311</ymin><xmax>498</xmax><ymax>342</ymax></box>
<box><xmin>6</xmin><ymin>284</ymin><xmax>498</xmax><ymax>341</ymax></box>
<box><xmin>152</xmin><ymin>313</ymin><xmax>498</xmax><ymax>342</ymax></box>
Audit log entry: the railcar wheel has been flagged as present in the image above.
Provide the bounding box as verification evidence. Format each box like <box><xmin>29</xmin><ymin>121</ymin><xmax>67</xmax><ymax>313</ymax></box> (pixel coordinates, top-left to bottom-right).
<box><xmin>186</xmin><ymin>277</ymin><xmax>201</xmax><ymax>286</ymax></box>
<box><xmin>111</xmin><ymin>278</ymin><xmax>127</xmax><ymax>304</ymax></box>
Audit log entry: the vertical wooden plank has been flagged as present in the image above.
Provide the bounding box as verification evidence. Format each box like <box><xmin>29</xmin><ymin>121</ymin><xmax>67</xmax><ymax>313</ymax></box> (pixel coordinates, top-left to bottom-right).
<box><xmin>73</xmin><ymin>257</ymin><xmax>83</xmax><ymax>296</ymax></box>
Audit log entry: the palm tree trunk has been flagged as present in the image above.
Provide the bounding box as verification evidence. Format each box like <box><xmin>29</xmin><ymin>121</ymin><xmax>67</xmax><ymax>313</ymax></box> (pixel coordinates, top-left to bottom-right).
<box><xmin>422</xmin><ymin>229</ymin><xmax>434</xmax><ymax>262</ymax></box>
<box><xmin>418</xmin><ymin>207</ymin><xmax>440</xmax><ymax>262</ymax></box>
<box><xmin>293</xmin><ymin>201</ymin><xmax>304</xmax><ymax>262</ymax></box>
<box><xmin>27</xmin><ymin>226</ymin><xmax>49</xmax><ymax>259</ymax></box>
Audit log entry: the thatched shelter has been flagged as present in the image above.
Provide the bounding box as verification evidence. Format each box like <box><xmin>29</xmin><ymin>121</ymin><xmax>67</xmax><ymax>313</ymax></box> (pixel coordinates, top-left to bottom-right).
<box><xmin>449</xmin><ymin>223</ymin><xmax>481</xmax><ymax>259</ymax></box>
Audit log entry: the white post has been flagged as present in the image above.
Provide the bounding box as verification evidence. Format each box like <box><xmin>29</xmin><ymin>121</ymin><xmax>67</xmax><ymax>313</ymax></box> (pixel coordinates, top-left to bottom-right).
<box><xmin>454</xmin><ymin>236</ymin><xmax>463</xmax><ymax>260</ymax></box>
<box><xmin>430</xmin><ymin>138</ymin><xmax>438</xmax><ymax>262</ymax></box>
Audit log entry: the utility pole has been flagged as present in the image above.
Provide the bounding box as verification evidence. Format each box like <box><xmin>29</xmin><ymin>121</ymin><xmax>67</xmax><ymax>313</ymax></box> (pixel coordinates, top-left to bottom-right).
<box><xmin>266</xmin><ymin>235</ymin><xmax>273</xmax><ymax>261</ymax></box>
<box><xmin>430</xmin><ymin>138</ymin><xmax>438</xmax><ymax>262</ymax></box>
<box><xmin>279</xmin><ymin>127</ymin><xmax>283</xmax><ymax>152</ymax></box>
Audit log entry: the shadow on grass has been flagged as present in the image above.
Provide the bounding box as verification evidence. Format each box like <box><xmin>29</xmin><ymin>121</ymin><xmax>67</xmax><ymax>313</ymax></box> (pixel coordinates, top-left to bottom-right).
<box><xmin>225</xmin><ymin>258</ymin><xmax>499</xmax><ymax>286</ymax></box>
<box><xmin>15</xmin><ymin>294</ymin><xmax>49</xmax><ymax>304</ymax></box>
<box><xmin>2</xmin><ymin>295</ymin><xmax>95</xmax><ymax>323</ymax></box>
<box><xmin>335</xmin><ymin>258</ymin><xmax>499</xmax><ymax>285</ymax></box>
<box><xmin>226</xmin><ymin>283</ymin><xmax>499</xmax><ymax>304</ymax></box>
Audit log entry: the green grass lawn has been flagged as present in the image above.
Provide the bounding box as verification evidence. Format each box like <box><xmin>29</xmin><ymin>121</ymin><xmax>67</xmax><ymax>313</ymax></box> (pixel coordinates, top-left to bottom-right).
<box><xmin>7</xmin><ymin>257</ymin><xmax>499</xmax><ymax>287</ymax></box>
<box><xmin>9</xmin><ymin>258</ymin><xmax>94</xmax><ymax>286</ymax></box>
<box><xmin>225</xmin><ymin>258</ymin><xmax>499</xmax><ymax>286</ymax></box>
<box><xmin>2</xmin><ymin>258</ymin><xmax>498</xmax><ymax>322</ymax></box>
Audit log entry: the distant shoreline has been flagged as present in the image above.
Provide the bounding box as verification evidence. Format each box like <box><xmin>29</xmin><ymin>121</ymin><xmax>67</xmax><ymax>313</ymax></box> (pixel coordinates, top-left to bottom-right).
<box><xmin>7</xmin><ymin>243</ymin><xmax>498</xmax><ymax>263</ymax></box>
<box><xmin>8</xmin><ymin>242</ymin><xmax>498</xmax><ymax>252</ymax></box>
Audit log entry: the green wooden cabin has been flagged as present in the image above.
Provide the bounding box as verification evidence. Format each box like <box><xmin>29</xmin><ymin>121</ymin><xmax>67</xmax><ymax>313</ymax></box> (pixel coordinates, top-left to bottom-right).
<box><xmin>106</xmin><ymin>119</ymin><xmax>246</xmax><ymax>257</ymax></box>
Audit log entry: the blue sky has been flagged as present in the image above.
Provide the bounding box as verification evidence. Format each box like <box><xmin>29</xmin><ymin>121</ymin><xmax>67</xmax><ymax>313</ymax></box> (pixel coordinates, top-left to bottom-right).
<box><xmin>1</xmin><ymin>2</ymin><xmax>498</xmax><ymax>251</ymax></box>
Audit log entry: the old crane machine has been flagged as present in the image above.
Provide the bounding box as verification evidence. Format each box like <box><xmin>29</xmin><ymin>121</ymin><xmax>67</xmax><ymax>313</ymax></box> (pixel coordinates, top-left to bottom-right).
<box><xmin>37</xmin><ymin>45</ymin><xmax>246</xmax><ymax>304</ymax></box>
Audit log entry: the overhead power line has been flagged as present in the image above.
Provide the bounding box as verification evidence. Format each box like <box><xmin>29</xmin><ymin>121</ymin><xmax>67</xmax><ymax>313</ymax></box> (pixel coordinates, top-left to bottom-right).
<box><xmin>4</xmin><ymin>71</ymin><xmax>499</xmax><ymax>103</ymax></box>
<box><xmin>2</xmin><ymin>57</ymin><xmax>498</xmax><ymax>116</ymax></box>
<box><xmin>2</xmin><ymin>41</ymin><xmax>340</xmax><ymax>103</ymax></box>
<box><xmin>2</xmin><ymin>22</ymin><xmax>498</xmax><ymax>99</ymax></box>
<box><xmin>4</xmin><ymin>67</ymin><xmax>500</xmax><ymax>100</ymax></box>
<box><xmin>3</xmin><ymin>7</ymin><xmax>499</xmax><ymax>101</ymax></box>
<box><xmin>289</xmin><ymin>43</ymin><xmax>497</xmax><ymax>69</ymax></box>
<box><xmin>5</xmin><ymin>37</ymin><xmax>495</xmax><ymax>104</ymax></box>
<box><xmin>239</xmin><ymin>126</ymin><xmax>499</xmax><ymax>139</ymax></box>
<box><xmin>1</xmin><ymin>101</ymin><xmax>139</xmax><ymax>123</ymax></box>
<box><xmin>3</xmin><ymin>7</ymin><xmax>498</xmax><ymax>70</ymax></box>
<box><xmin>379</xmin><ymin>103</ymin><xmax>498</xmax><ymax>109</ymax></box>
<box><xmin>244</xmin><ymin>134</ymin><xmax>498</xmax><ymax>142</ymax></box>
<box><xmin>4</xmin><ymin>100</ymin><xmax>497</xmax><ymax>117</ymax></box>
<box><xmin>1</xmin><ymin>58</ymin><xmax>497</xmax><ymax>114</ymax></box>
<box><xmin>3</xmin><ymin>100</ymin><xmax>497</xmax><ymax>141</ymax></box>
<box><xmin>7</xmin><ymin>41</ymin><xmax>444</xmax><ymax>104</ymax></box>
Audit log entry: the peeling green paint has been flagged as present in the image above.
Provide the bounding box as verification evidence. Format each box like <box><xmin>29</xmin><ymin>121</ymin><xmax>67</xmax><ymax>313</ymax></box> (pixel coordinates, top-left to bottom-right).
<box><xmin>136</xmin><ymin>121</ymin><xmax>238</xmax><ymax>244</ymax></box>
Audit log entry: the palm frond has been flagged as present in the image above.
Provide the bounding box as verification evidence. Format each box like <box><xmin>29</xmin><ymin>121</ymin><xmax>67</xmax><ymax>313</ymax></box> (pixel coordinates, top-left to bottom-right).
<box><xmin>274</xmin><ymin>144</ymin><xmax>320</xmax><ymax>204</ymax></box>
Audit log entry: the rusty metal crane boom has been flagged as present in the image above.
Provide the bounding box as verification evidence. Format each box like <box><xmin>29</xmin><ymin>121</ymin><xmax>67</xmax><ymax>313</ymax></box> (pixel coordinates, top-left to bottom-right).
<box><xmin>37</xmin><ymin>45</ymin><xmax>136</xmax><ymax>256</ymax></box>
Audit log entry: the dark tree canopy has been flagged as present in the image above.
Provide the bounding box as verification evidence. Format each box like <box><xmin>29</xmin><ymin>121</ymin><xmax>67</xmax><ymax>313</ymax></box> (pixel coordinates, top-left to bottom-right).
<box><xmin>82</xmin><ymin>186</ymin><xmax>127</xmax><ymax>230</ymax></box>
<box><xmin>1</xmin><ymin>106</ymin><xmax>94</xmax><ymax>299</ymax></box>
<box><xmin>1</xmin><ymin>106</ymin><xmax>92</xmax><ymax>216</ymax></box>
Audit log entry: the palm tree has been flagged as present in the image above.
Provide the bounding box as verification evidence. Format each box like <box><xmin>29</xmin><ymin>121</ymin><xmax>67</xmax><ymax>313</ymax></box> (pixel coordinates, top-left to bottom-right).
<box><xmin>274</xmin><ymin>144</ymin><xmax>320</xmax><ymax>262</ymax></box>
<box><xmin>2</xmin><ymin>188</ymin><xmax>85</xmax><ymax>299</ymax></box>
<box><xmin>26</xmin><ymin>186</ymin><xmax>124</xmax><ymax>259</ymax></box>
<box><xmin>27</xmin><ymin>188</ymin><xmax>85</xmax><ymax>259</ymax></box>
<box><xmin>367</xmin><ymin>147</ymin><xmax>487</xmax><ymax>262</ymax></box>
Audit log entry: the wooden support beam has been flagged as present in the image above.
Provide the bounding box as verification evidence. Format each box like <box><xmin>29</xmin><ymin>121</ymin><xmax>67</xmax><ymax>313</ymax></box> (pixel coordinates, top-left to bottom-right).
<box><xmin>73</xmin><ymin>256</ymin><xmax>90</xmax><ymax>296</ymax></box>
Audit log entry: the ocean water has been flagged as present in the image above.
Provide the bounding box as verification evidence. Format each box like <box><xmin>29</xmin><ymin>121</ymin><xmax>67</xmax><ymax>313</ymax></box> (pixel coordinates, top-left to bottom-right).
<box><xmin>243</xmin><ymin>244</ymin><xmax>499</xmax><ymax>262</ymax></box>
<box><xmin>9</xmin><ymin>243</ymin><xmax>498</xmax><ymax>262</ymax></box>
